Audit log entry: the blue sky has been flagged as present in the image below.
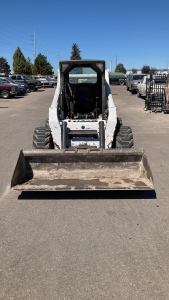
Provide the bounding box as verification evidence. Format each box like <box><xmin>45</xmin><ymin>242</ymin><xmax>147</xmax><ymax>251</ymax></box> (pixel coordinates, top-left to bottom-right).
<box><xmin>1</xmin><ymin>0</ymin><xmax>169</xmax><ymax>74</ymax></box>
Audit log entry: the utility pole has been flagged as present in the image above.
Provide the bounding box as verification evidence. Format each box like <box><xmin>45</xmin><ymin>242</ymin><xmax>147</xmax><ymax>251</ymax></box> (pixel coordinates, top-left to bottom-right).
<box><xmin>34</xmin><ymin>32</ymin><xmax>36</xmax><ymax>60</ymax></box>
<box><xmin>110</xmin><ymin>60</ymin><xmax>112</xmax><ymax>72</ymax></box>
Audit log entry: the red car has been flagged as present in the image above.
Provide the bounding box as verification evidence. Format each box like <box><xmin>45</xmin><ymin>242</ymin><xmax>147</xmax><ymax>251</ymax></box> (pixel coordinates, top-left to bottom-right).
<box><xmin>0</xmin><ymin>83</ymin><xmax>18</xmax><ymax>99</ymax></box>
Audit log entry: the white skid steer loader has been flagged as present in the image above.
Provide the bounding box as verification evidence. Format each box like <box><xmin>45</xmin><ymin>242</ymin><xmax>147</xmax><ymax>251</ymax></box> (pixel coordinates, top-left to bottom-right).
<box><xmin>11</xmin><ymin>60</ymin><xmax>154</xmax><ymax>191</ymax></box>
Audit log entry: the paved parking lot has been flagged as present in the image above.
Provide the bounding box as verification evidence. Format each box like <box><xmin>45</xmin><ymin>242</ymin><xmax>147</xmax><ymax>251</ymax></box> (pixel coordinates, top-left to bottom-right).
<box><xmin>0</xmin><ymin>86</ymin><xmax>169</xmax><ymax>300</ymax></box>
<box><xmin>112</xmin><ymin>85</ymin><xmax>169</xmax><ymax>198</ymax></box>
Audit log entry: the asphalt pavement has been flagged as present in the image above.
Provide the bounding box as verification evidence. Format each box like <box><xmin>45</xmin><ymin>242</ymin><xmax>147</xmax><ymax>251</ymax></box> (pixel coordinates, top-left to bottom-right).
<box><xmin>0</xmin><ymin>86</ymin><xmax>169</xmax><ymax>300</ymax></box>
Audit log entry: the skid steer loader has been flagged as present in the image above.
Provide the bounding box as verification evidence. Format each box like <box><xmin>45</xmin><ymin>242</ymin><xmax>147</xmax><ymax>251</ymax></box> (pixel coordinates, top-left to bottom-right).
<box><xmin>11</xmin><ymin>60</ymin><xmax>154</xmax><ymax>191</ymax></box>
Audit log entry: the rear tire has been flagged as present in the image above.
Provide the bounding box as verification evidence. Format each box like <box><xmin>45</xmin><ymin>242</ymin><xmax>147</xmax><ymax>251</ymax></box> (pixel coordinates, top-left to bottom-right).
<box><xmin>115</xmin><ymin>125</ymin><xmax>134</xmax><ymax>148</ymax></box>
<box><xmin>29</xmin><ymin>85</ymin><xmax>36</xmax><ymax>92</ymax></box>
<box><xmin>33</xmin><ymin>126</ymin><xmax>53</xmax><ymax>149</ymax></box>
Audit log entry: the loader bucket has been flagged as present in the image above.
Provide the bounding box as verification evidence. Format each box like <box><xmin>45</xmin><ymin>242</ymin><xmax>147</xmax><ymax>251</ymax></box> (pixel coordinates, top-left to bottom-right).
<box><xmin>11</xmin><ymin>148</ymin><xmax>154</xmax><ymax>191</ymax></box>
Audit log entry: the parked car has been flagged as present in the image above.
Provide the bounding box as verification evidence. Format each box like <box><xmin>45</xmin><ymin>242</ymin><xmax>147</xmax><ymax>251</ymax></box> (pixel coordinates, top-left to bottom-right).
<box><xmin>137</xmin><ymin>76</ymin><xmax>150</xmax><ymax>98</ymax></box>
<box><xmin>137</xmin><ymin>75</ymin><xmax>167</xmax><ymax>98</ymax></box>
<box><xmin>0</xmin><ymin>83</ymin><xmax>18</xmax><ymax>99</ymax></box>
<box><xmin>5</xmin><ymin>77</ymin><xmax>28</xmax><ymax>92</ymax></box>
<box><xmin>144</xmin><ymin>75</ymin><xmax>168</xmax><ymax>112</ymax></box>
<box><xmin>126</xmin><ymin>74</ymin><xmax>146</xmax><ymax>93</ymax></box>
<box><xmin>33</xmin><ymin>77</ymin><xmax>54</xmax><ymax>88</ymax></box>
<box><xmin>33</xmin><ymin>76</ymin><xmax>57</xmax><ymax>87</ymax></box>
<box><xmin>0</xmin><ymin>73</ymin><xmax>8</xmax><ymax>77</ymax></box>
<box><xmin>0</xmin><ymin>78</ymin><xmax>26</xmax><ymax>96</ymax></box>
<box><xmin>9</xmin><ymin>74</ymin><xmax>42</xmax><ymax>92</ymax></box>
<box><xmin>46</xmin><ymin>76</ymin><xmax>57</xmax><ymax>86</ymax></box>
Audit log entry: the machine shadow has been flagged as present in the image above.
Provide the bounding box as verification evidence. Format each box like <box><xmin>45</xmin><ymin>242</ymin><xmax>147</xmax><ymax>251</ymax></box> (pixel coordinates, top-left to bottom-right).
<box><xmin>18</xmin><ymin>189</ymin><xmax>156</xmax><ymax>200</ymax></box>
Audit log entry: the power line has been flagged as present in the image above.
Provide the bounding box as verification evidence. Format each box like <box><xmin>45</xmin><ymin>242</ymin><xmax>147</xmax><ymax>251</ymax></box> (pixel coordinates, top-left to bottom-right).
<box><xmin>0</xmin><ymin>21</ymin><xmax>31</xmax><ymax>38</ymax></box>
<box><xmin>0</xmin><ymin>21</ymin><xmax>59</xmax><ymax>69</ymax></box>
<box><xmin>0</xmin><ymin>31</ymin><xmax>32</xmax><ymax>46</ymax></box>
<box><xmin>0</xmin><ymin>37</ymin><xmax>32</xmax><ymax>53</ymax></box>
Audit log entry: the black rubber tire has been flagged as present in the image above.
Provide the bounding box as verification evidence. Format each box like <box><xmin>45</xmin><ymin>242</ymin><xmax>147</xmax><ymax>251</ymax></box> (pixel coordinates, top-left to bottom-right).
<box><xmin>29</xmin><ymin>85</ymin><xmax>36</xmax><ymax>92</ymax></box>
<box><xmin>33</xmin><ymin>126</ymin><xmax>53</xmax><ymax>149</ymax></box>
<box><xmin>1</xmin><ymin>90</ymin><xmax>10</xmax><ymax>99</ymax></box>
<box><xmin>126</xmin><ymin>85</ymin><xmax>129</xmax><ymax>91</ymax></box>
<box><xmin>115</xmin><ymin>125</ymin><xmax>134</xmax><ymax>148</ymax></box>
<box><xmin>118</xmin><ymin>125</ymin><xmax>132</xmax><ymax>133</ymax></box>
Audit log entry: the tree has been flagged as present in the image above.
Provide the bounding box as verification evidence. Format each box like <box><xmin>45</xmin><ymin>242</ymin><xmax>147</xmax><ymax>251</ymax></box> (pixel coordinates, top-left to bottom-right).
<box><xmin>70</xmin><ymin>43</ymin><xmax>82</xmax><ymax>60</ymax></box>
<box><xmin>141</xmin><ymin>65</ymin><xmax>157</xmax><ymax>75</ymax></box>
<box><xmin>34</xmin><ymin>53</ymin><xmax>53</xmax><ymax>75</ymax></box>
<box><xmin>0</xmin><ymin>57</ymin><xmax>11</xmax><ymax>74</ymax></box>
<box><xmin>115</xmin><ymin>63</ymin><xmax>126</xmax><ymax>74</ymax></box>
<box><xmin>150</xmin><ymin>67</ymin><xmax>157</xmax><ymax>75</ymax></box>
<box><xmin>13</xmin><ymin>47</ymin><xmax>29</xmax><ymax>74</ymax></box>
<box><xmin>141</xmin><ymin>65</ymin><xmax>150</xmax><ymax>74</ymax></box>
<box><xmin>132</xmin><ymin>68</ymin><xmax>137</xmax><ymax>74</ymax></box>
<box><xmin>25</xmin><ymin>57</ymin><xmax>33</xmax><ymax>75</ymax></box>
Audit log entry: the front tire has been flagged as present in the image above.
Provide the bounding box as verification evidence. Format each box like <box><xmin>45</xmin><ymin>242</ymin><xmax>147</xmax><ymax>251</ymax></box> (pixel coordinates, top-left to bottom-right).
<box><xmin>33</xmin><ymin>126</ymin><xmax>53</xmax><ymax>149</ymax></box>
<box><xmin>1</xmin><ymin>90</ymin><xmax>10</xmax><ymax>99</ymax></box>
<box><xmin>115</xmin><ymin>125</ymin><xmax>134</xmax><ymax>148</ymax></box>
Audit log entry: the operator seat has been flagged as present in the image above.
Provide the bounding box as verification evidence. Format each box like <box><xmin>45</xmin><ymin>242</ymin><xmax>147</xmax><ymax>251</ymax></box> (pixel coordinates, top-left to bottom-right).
<box><xmin>74</xmin><ymin>87</ymin><xmax>94</xmax><ymax>116</ymax></box>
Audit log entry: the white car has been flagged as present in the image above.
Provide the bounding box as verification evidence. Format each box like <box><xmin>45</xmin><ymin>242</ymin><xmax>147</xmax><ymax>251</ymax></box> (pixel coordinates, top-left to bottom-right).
<box><xmin>137</xmin><ymin>76</ymin><xmax>150</xmax><ymax>98</ymax></box>
<box><xmin>137</xmin><ymin>75</ymin><xmax>167</xmax><ymax>99</ymax></box>
<box><xmin>34</xmin><ymin>77</ymin><xmax>54</xmax><ymax>88</ymax></box>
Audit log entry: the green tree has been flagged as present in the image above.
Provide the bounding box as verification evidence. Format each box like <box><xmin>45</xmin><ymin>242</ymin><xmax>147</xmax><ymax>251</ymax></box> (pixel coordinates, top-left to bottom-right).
<box><xmin>150</xmin><ymin>67</ymin><xmax>157</xmax><ymax>75</ymax></box>
<box><xmin>141</xmin><ymin>65</ymin><xmax>150</xmax><ymax>74</ymax></box>
<box><xmin>13</xmin><ymin>47</ymin><xmax>29</xmax><ymax>74</ymax></box>
<box><xmin>70</xmin><ymin>43</ymin><xmax>82</xmax><ymax>60</ymax></box>
<box><xmin>25</xmin><ymin>57</ymin><xmax>33</xmax><ymax>75</ymax></box>
<box><xmin>132</xmin><ymin>68</ymin><xmax>137</xmax><ymax>74</ymax></box>
<box><xmin>115</xmin><ymin>63</ymin><xmax>126</xmax><ymax>73</ymax></box>
<box><xmin>34</xmin><ymin>53</ymin><xmax>53</xmax><ymax>75</ymax></box>
<box><xmin>0</xmin><ymin>57</ymin><xmax>11</xmax><ymax>74</ymax></box>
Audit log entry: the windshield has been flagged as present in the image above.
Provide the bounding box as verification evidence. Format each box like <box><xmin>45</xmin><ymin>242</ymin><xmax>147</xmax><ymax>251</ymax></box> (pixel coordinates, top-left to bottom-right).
<box><xmin>69</xmin><ymin>67</ymin><xmax>97</xmax><ymax>84</ymax></box>
<box><xmin>133</xmin><ymin>75</ymin><xmax>145</xmax><ymax>80</ymax></box>
<box><xmin>22</xmin><ymin>75</ymin><xmax>30</xmax><ymax>80</ymax></box>
<box><xmin>0</xmin><ymin>78</ymin><xmax>10</xmax><ymax>84</ymax></box>
<box><xmin>7</xmin><ymin>78</ymin><xmax>15</xmax><ymax>83</ymax></box>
